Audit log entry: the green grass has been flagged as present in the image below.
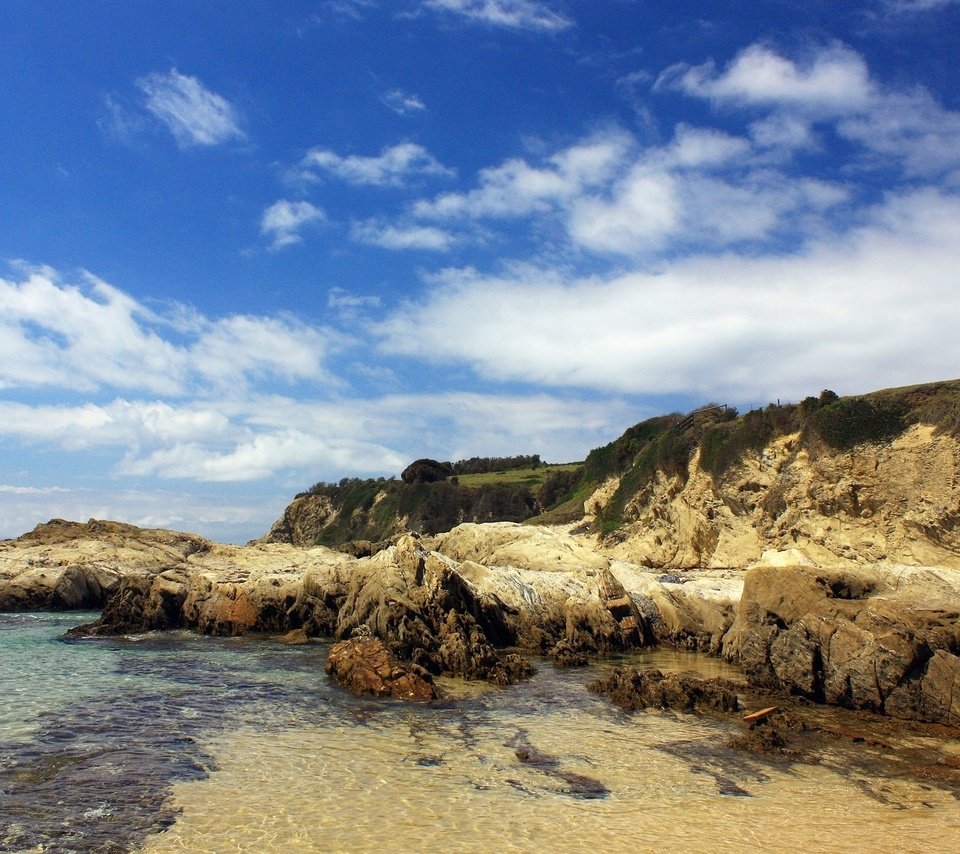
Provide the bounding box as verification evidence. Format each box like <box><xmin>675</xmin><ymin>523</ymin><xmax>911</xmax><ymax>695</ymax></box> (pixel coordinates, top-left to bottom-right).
<box><xmin>453</xmin><ymin>463</ymin><xmax>582</xmax><ymax>489</ymax></box>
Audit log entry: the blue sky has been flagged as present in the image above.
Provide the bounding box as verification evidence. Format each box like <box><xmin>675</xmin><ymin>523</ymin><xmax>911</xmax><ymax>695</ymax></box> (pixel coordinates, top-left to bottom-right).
<box><xmin>2</xmin><ymin>0</ymin><xmax>960</xmax><ymax>542</ymax></box>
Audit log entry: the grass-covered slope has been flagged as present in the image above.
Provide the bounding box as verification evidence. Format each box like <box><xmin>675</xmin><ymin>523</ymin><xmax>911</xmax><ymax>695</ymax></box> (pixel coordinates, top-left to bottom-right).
<box><xmin>275</xmin><ymin>459</ymin><xmax>584</xmax><ymax>547</ymax></box>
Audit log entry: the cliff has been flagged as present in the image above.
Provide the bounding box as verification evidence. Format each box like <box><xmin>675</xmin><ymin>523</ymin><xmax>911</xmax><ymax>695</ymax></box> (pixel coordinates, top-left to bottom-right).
<box><xmin>264</xmin><ymin>380</ymin><xmax>960</xmax><ymax>569</ymax></box>
<box><xmin>599</xmin><ymin>421</ymin><xmax>960</xmax><ymax>569</ymax></box>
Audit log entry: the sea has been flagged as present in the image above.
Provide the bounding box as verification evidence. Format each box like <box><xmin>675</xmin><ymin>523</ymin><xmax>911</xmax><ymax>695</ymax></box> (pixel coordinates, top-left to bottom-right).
<box><xmin>1</xmin><ymin>611</ymin><xmax>958</xmax><ymax>854</ymax></box>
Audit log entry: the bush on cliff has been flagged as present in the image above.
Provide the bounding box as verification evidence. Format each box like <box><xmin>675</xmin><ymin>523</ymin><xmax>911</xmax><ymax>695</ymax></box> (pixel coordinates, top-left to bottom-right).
<box><xmin>809</xmin><ymin>396</ymin><xmax>908</xmax><ymax>450</ymax></box>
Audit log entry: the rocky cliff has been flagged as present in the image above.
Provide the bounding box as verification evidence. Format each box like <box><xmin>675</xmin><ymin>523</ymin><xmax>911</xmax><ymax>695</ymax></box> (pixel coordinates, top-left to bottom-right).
<box><xmin>265</xmin><ymin>381</ymin><xmax>960</xmax><ymax>570</ymax></box>
<box><xmin>600</xmin><ymin>422</ymin><xmax>960</xmax><ymax>569</ymax></box>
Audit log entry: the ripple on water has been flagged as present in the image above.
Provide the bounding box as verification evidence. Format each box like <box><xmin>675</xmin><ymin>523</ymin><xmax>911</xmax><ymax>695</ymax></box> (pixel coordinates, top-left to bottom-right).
<box><xmin>3</xmin><ymin>619</ymin><xmax>959</xmax><ymax>854</ymax></box>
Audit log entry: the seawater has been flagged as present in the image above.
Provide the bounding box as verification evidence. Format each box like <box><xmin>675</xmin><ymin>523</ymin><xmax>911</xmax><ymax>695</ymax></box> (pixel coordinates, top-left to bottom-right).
<box><xmin>1</xmin><ymin>612</ymin><xmax>958</xmax><ymax>854</ymax></box>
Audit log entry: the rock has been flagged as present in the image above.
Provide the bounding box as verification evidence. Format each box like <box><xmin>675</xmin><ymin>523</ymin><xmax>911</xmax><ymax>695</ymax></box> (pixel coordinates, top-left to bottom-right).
<box><xmin>278</xmin><ymin>627</ymin><xmax>312</xmax><ymax>645</ymax></box>
<box><xmin>603</xmin><ymin>423</ymin><xmax>960</xmax><ymax>569</ymax></box>
<box><xmin>0</xmin><ymin>519</ymin><xmax>208</xmax><ymax>611</ymax></box>
<box><xmin>550</xmin><ymin>640</ymin><xmax>589</xmax><ymax>667</ymax></box>
<box><xmin>723</xmin><ymin>563</ymin><xmax>960</xmax><ymax>725</ymax></box>
<box><xmin>728</xmin><ymin>711</ymin><xmax>806</xmax><ymax>758</ymax></box>
<box><xmin>587</xmin><ymin>667</ymin><xmax>742</xmax><ymax>714</ymax></box>
<box><xmin>325</xmin><ymin>637</ymin><xmax>439</xmax><ymax>701</ymax></box>
<box><xmin>487</xmin><ymin>653</ymin><xmax>537</xmax><ymax>686</ymax></box>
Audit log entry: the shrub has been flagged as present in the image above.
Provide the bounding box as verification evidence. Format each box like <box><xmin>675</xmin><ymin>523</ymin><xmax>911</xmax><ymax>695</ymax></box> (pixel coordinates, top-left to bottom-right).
<box><xmin>812</xmin><ymin>397</ymin><xmax>908</xmax><ymax>450</ymax></box>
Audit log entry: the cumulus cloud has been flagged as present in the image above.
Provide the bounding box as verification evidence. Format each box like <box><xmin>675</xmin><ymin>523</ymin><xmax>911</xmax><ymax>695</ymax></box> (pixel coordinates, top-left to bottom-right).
<box><xmin>659</xmin><ymin>43</ymin><xmax>873</xmax><ymax>114</ymax></box>
<box><xmin>376</xmin><ymin>188</ymin><xmax>960</xmax><ymax>401</ymax></box>
<box><xmin>0</xmin><ymin>266</ymin><xmax>339</xmax><ymax>395</ymax></box>
<box><xmin>300</xmin><ymin>142</ymin><xmax>453</xmax><ymax>186</ymax></box>
<box><xmin>136</xmin><ymin>68</ymin><xmax>245</xmax><ymax>147</ymax></box>
<box><xmin>660</xmin><ymin>42</ymin><xmax>960</xmax><ymax>177</ymax></box>
<box><xmin>413</xmin><ymin>130</ymin><xmax>633</xmax><ymax>219</ymax></box>
<box><xmin>260</xmin><ymin>199</ymin><xmax>326</xmax><ymax>248</ymax></box>
<box><xmin>421</xmin><ymin>0</ymin><xmax>573</xmax><ymax>32</ymax></box>
<box><xmin>409</xmin><ymin>122</ymin><xmax>851</xmax><ymax>256</ymax></box>
<box><xmin>403</xmin><ymin>43</ymin><xmax>960</xmax><ymax>259</ymax></box>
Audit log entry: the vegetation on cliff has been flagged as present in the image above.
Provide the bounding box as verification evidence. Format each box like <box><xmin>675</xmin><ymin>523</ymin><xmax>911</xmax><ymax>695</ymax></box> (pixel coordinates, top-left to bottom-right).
<box><xmin>590</xmin><ymin>379</ymin><xmax>960</xmax><ymax>536</ymax></box>
<box><xmin>268</xmin><ymin>378</ymin><xmax>960</xmax><ymax>547</ymax></box>
<box><xmin>277</xmin><ymin>456</ymin><xmax>582</xmax><ymax>547</ymax></box>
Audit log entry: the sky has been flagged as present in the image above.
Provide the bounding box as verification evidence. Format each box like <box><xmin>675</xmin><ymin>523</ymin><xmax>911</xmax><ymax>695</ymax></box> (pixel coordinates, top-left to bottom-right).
<box><xmin>2</xmin><ymin>0</ymin><xmax>960</xmax><ymax>542</ymax></box>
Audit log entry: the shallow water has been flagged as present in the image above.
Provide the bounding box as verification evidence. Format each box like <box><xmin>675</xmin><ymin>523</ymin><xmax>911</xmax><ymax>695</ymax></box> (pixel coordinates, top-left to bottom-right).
<box><xmin>2</xmin><ymin>613</ymin><xmax>958</xmax><ymax>854</ymax></box>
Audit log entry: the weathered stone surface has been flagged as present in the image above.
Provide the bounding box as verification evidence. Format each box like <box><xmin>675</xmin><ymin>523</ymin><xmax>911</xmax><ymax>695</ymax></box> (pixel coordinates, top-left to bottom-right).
<box><xmin>0</xmin><ymin>519</ymin><xmax>209</xmax><ymax>612</ymax></box>
<box><xmin>588</xmin><ymin>667</ymin><xmax>742</xmax><ymax>714</ymax></box>
<box><xmin>325</xmin><ymin>636</ymin><xmax>438</xmax><ymax>701</ymax></box>
<box><xmin>723</xmin><ymin>563</ymin><xmax>960</xmax><ymax>725</ymax></box>
<box><xmin>602</xmin><ymin>424</ymin><xmax>960</xmax><ymax>570</ymax></box>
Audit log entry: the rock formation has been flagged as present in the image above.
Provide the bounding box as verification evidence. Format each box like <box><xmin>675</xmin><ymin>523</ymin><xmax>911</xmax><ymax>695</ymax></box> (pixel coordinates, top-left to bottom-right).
<box><xmin>3</xmin><ymin>380</ymin><xmax>960</xmax><ymax>718</ymax></box>
<box><xmin>0</xmin><ymin>519</ymin><xmax>209</xmax><ymax>611</ymax></box>
<box><xmin>602</xmin><ymin>423</ymin><xmax>960</xmax><ymax>570</ymax></box>
<box><xmin>724</xmin><ymin>563</ymin><xmax>960</xmax><ymax>726</ymax></box>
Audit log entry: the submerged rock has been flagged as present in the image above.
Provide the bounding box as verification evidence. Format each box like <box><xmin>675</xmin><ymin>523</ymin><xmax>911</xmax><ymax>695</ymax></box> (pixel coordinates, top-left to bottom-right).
<box><xmin>325</xmin><ymin>636</ymin><xmax>439</xmax><ymax>701</ymax></box>
<box><xmin>587</xmin><ymin>667</ymin><xmax>742</xmax><ymax>714</ymax></box>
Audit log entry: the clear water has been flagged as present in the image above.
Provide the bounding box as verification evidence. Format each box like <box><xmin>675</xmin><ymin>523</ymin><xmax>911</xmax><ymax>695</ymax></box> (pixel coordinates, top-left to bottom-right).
<box><xmin>2</xmin><ymin>613</ymin><xmax>958</xmax><ymax>854</ymax></box>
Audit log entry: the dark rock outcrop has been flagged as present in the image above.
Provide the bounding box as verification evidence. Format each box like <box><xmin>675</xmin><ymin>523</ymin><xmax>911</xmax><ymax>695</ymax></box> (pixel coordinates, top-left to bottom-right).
<box><xmin>588</xmin><ymin>667</ymin><xmax>742</xmax><ymax>714</ymax></box>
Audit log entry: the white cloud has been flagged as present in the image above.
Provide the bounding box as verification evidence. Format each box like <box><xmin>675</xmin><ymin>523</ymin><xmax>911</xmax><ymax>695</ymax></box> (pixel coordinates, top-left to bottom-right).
<box><xmin>381</xmin><ymin>89</ymin><xmax>427</xmax><ymax>115</ymax></box>
<box><xmin>120</xmin><ymin>429</ymin><xmax>406</xmax><ymax>482</ymax></box>
<box><xmin>0</xmin><ymin>266</ymin><xmax>339</xmax><ymax>395</ymax></box>
<box><xmin>413</xmin><ymin>130</ymin><xmax>633</xmax><ymax>219</ymax></box>
<box><xmin>660</xmin><ymin>43</ymin><xmax>873</xmax><ymax>115</ymax></box>
<box><xmin>421</xmin><ymin>0</ymin><xmax>573</xmax><ymax>31</ymax></box>
<box><xmin>260</xmin><ymin>199</ymin><xmax>326</xmax><ymax>249</ymax></box>
<box><xmin>300</xmin><ymin>143</ymin><xmax>453</xmax><ymax>186</ymax></box>
<box><xmin>136</xmin><ymin>68</ymin><xmax>244</xmax><ymax>147</ymax></box>
<box><xmin>0</xmin><ymin>399</ymin><xmax>231</xmax><ymax>451</ymax></box>
<box><xmin>410</xmin><ymin>123</ymin><xmax>849</xmax><ymax>257</ymax></box>
<box><xmin>351</xmin><ymin>219</ymin><xmax>456</xmax><ymax>250</ymax></box>
<box><xmin>407</xmin><ymin>44</ymin><xmax>960</xmax><ymax>259</ymax></box>
<box><xmin>838</xmin><ymin>89</ymin><xmax>960</xmax><ymax>177</ymax></box>
<box><xmin>375</xmin><ymin>188</ymin><xmax>960</xmax><ymax>401</ymax></box>
<box><xmin>0</xmin><ymin>485</ymin><xmax>70</xmax><ymax>495</ymax></box>
<box><xmin>662</xmin><ymin>42</ymin><xmax>960</xmax><ymax>177</ymax></box>
<box><xmin>886</xmin><ymin>0</ymin><xmax>960</xmax><ymax>10</ymax></box>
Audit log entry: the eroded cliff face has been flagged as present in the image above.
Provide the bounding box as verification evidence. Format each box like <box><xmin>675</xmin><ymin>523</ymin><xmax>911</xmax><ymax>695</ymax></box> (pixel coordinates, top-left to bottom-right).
<box><xmin>258</xmin><ymin>493</ymin><xmax>342</xmax><ymax>546</ymax></box>
<box><xmin>601</xmin><ymin>424</ymin><xmax>960</xmax><ymax>570</ymax></box>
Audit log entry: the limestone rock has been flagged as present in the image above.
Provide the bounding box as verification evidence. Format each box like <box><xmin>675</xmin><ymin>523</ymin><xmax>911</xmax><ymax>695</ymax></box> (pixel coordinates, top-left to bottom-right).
<box><xmin>604</xmin><ymin>424</ymin><xmax>960</xmax><ymax>569</ymax></box>
<box><xmin>325</xmin><ymin>636</ymin><xmax>438</xmax><ymax>701</ymax></box>
<box><xmin>0</xmin><ymin>519</ymin><xmax>209</xmax><ymax>611</ymax></box>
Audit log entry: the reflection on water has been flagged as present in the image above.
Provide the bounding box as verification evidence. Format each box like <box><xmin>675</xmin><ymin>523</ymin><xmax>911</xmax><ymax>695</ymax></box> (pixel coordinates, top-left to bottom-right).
<box><xmin>1</xmin><ymin>614</ymin><xmax>958</xmax><ymax>854</ymax></box>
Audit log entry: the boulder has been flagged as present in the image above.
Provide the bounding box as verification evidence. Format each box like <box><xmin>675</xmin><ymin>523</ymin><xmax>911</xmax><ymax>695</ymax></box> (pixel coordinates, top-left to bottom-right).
<box><xmin>325</xmin><ymin>636</ymin><xmax>438</xmax><ymax>701</ymax></box>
